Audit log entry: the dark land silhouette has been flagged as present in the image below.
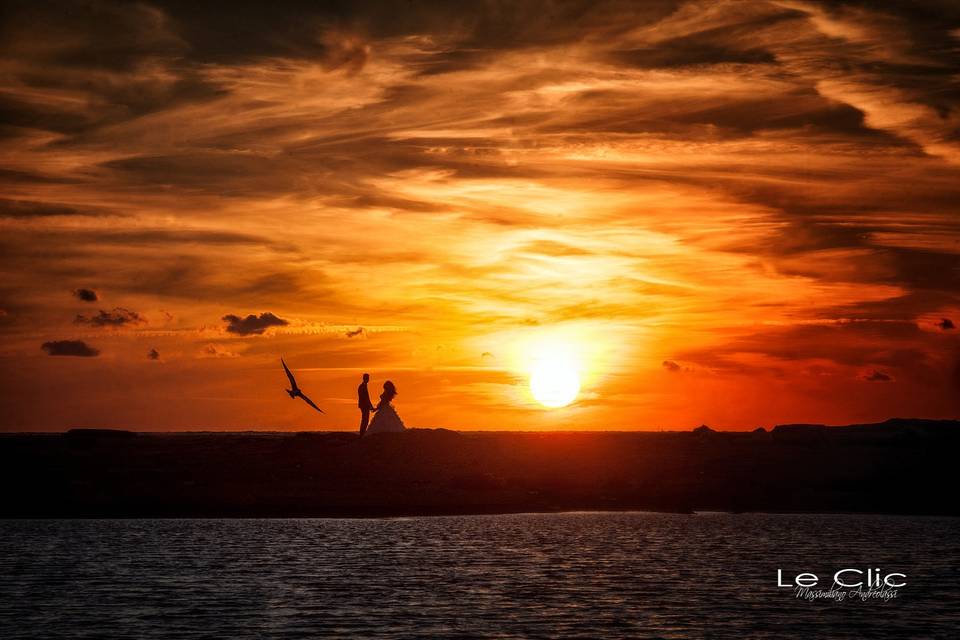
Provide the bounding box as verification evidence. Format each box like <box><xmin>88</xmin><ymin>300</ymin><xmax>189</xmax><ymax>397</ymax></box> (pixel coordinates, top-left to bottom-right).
<box><xmin>1</xmin><ymin>418</ymin><xmax>957</xmax><ymax>518</ymax></box>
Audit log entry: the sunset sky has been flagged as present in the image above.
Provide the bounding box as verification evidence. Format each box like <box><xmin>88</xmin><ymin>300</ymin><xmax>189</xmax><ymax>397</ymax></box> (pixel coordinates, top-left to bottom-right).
<box><xmin>1</xmin><ymin>0</ymin><xmax>959</xmax><ymax>431</ymax></box>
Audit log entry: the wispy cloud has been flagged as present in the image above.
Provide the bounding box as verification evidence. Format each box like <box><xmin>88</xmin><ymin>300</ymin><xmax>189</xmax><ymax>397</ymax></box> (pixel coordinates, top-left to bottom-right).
<box><xmin>75</xmin><ymin>307</ymin><xmax>145</xmax><ymax>328</ymax></box>
<box><xmin>862</xmin><ymin>369</ymin><xmax>893</xmax><ymax>382</ymax></box>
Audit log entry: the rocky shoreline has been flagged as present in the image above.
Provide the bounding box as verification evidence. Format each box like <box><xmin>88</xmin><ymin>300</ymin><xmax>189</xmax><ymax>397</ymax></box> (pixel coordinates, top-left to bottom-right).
<box><xmin>1</xmin><ymin>419</ymin><xmax>957</xmax><ymax>517</ymax></box>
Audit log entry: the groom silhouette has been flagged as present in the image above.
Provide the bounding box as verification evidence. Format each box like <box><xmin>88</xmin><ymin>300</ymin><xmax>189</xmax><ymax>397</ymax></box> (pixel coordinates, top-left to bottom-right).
<box><xmin>357</xmin><ymin>373</ymin><xmax>376</xmax><ymax>435</ymax></box>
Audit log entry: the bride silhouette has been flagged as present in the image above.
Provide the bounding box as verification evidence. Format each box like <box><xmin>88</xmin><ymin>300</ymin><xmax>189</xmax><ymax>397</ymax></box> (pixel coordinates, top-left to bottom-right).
<box><xmin>364</xmin><ymin>380</ymin><xmax>406</xmax><ymax>434</ymax></box>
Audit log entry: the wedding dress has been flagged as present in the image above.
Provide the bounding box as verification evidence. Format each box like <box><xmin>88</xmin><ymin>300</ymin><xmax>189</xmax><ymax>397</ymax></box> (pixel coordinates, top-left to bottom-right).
<box><xmin>366</xmin><ymin>400</ymin><xmax>406</xmax><ymax>434</ymax></box>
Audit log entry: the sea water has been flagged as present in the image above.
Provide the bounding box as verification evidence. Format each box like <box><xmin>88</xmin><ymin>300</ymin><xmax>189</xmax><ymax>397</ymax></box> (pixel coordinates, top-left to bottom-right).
<box><xmin>1</xmin><ymin>513</ymin><xmax>958</xmax><ymax>638</ymax></box>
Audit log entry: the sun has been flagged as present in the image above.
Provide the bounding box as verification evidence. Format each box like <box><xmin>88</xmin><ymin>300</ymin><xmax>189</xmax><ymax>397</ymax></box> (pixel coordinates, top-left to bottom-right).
<box><xmin>487</xmin><ymin>326</ymin><xmax>597</xmax><ymax>409</ymax></box>
<box><xmin>530</xmin><ymin>357</ymin><xmax>581</xmax><ymax>408</ymax></box>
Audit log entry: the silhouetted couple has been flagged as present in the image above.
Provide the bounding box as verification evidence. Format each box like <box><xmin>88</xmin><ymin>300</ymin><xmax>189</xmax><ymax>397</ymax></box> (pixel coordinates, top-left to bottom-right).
<box><xmin>358</xmin><ymin>373</ymin><xmax>406</xmax><ymax>435</ymax></box>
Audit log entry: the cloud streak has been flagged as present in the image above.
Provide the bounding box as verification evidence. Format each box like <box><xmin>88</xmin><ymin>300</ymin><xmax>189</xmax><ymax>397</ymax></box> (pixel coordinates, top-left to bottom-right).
<box><xmin>74</xmin><ymin>308</ymin><xmax>145</xmax><ymax>328</ymax></box>
<box><xmin>862</xmin><ymin>370</ymin><xmax>893</xmax><ymax>382</ymax></box>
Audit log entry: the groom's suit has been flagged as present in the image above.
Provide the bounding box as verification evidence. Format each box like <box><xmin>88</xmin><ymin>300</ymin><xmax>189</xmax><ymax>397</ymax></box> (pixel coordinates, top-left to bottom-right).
<box><xmin>358</xmin><ymin>381</ymin><xmax>375</xmax><ymax>435</ymax></box>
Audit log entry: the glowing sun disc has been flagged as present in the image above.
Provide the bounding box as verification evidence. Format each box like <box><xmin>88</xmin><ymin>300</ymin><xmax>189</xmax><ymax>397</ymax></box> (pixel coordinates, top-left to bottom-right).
<box><xmin>530</xmin><ymin>360</ymin><xmax>580</xmax><ymax>408</ymax></box>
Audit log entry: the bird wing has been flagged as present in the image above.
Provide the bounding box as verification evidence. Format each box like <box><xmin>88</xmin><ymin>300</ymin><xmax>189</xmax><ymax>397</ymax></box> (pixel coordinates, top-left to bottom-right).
<box><xmin>281</xmin><ymin>358</ymin><xmax>298</xmax><ymax>391</ymax></box>
<box><xmin>297</xmin><ymin>392</ymin><xmax>325</xmax><ymax>414</ymax></box>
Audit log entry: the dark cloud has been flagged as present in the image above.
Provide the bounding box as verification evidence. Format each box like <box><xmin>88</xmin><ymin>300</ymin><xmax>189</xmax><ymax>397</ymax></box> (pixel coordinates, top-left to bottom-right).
<box><xmin>662</xmin><ymin>360</ymin><xmax>681</xmax><ymax>372</ymax></box>
<box><xmin>3</xmin><ymin>227</ymin><xmax>284</xmax><ymax>249</ymax></box>
<box><xmin>936</xmin><ymin>318</ymin><xmax>955</xmax><ymax>330</ymax></box>
<box><xmin>887</xmin><ymin>248</ymin><xmax>960</xmax><ymax>292</ymax></box>
<box><xmin>0</xmin><ymin>77</ymin><xmax>223</xmax><ymax>140</ymax></box>
<box><xmin>100</xmin><ymin>153</ymin><xmax>300</xmax><ymax>194</ymax></box>
<box><xmin>0</xmin><ymin>221</ymin><xmax>294</xmax><ymax>262</ymax></box>
<box><xmin>41</xmin><ymin>340</ymin><xmax>99</xmax><ymax>357</ymax></box>
<box><xmin>668</xmin><ymin>94</ymin><xmax>874</xmax><ymax>137</ymax></box>
<box><xmin>0</xmin><ymin>231</ymin><xmax>313</xmax><ymax>309</ymax></box>
<box><xmin>634</xmin><ymin>5</ymin><xmax>802</xmax><ymax>59</ymax></box>
<box><xmin>1</xmin><ymin>1</ymin><xmax>186</xmax><ymax>71</ymax></box>
<box><xmin>317</xmin><ymin>29</ymin><xmax>370</xmax><ymax>74</ymax></box>
<box><xmin>0</xmin><ymin>168</ymin><xmax>77</xmax><ymax>185</ymax></box>
<box><xmin>200</xmin><ymin>343</ymin><xmax>239</xmax><ymax>358</ymax></box>
<box><xmin>610</xmin><ymin>43</ymin><xmax>776</xmax><ymax>70</ymax></box>
<box><xmin>861</xmin><ymin>370</ymin><xmax>893</xmax><ymax>382</ymax></box>
<box><xmin>0</xmin><ymin>0</ymin><xmax>682</xmax><ymax>158</ymax></box>
<box><xmin>143</xmin><ymin>2</ymin><xmax>350</xmax><ymax>63</ymax></box>
<box><xmin>94</xmin><ymin>137</ymin><xmax>464</xmax><ymax>201</ymax></box>
<box><xmin>953</xmin><ymin>351</ymin><xmax>960</xmax><ymax>394</ymax></box>
<box><xmin>148</xmin><ymin>348</ymin><xmax>160</xmax><ymax>360</ymax></box>
<box><xmin>0</xmin><ymin>1</ymin><xmax>225</xmax><ymax>145</ymax></box>
<box><xmin>150</xmin><ymin>0</ymin><xmax>678</xmax><ymax>63</ymax></box>
<box><xmin>822</xmin><ymin>291</ymin><xmax>955</xmax><ymax>324</ymax></box>
<box><xmin>73</xmin><ymin>288</ymin><xmax>98</xmax><ymax>302</ymax></box>
<box><xmin>74</xmin><ymin>307</ymin><xmax>145</xmax><ymax>327</ymax></box>
<box><xmin>116</xmin><ymin>262</ymin><xmax>307</xmax><ymax>303</ymax></box>
<box><xmin>674</xmin><ymin>320</ymin><xmax>948</xmax><ymax>386</ymax></box>
<box><xmin>0</xmin><ymin>199</ymin><xmax>90</xmax><ymax>218</ymax></box>
<box><xmin>222</xmin><ymin>312</ymin><xmax>289</xmax><ymax>335</ymax></box>
<box><xmin>345</xmin><ymin>327</ymin><xmax>364</xmax><ymax>337</ymax></box>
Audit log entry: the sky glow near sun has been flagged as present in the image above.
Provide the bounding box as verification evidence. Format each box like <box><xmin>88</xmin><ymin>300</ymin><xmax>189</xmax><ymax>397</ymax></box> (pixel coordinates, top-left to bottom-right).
<box><xmin>0</xmin><ymin>1</ymin><xmax>959</xmax><ymax>430</ymax></box>
<box><xmin>529</xmin><ymin>345</ymin><xmax>582</xmax><ymax>409</ymax></box>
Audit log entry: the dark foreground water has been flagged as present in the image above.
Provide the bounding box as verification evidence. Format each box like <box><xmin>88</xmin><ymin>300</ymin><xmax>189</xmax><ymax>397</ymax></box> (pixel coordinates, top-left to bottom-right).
<box><xmin>1</xmin><ymin>513</ymin><xmax>958</xmax><ymax>638</ymax></box>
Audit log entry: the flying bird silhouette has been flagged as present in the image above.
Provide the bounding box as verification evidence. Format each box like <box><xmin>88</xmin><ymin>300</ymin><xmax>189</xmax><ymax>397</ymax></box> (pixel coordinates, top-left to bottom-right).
<box><xmin>281</xmin><ymin>358</ymin><xmax>324</xmax><ymax>414</ymax></box>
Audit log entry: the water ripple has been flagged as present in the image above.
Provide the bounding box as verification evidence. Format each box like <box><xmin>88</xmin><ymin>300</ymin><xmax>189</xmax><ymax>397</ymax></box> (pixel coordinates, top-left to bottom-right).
<box><xmin>1</xmin><ymin>513</ymin><xmax>958</xmax><ymax>638</ymax></box>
